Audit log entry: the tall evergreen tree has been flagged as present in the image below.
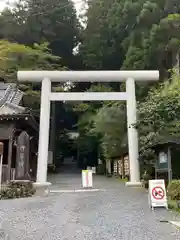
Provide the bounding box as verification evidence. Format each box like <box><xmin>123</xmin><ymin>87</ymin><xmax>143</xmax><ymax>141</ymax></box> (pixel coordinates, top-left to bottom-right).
<box><xmin>0</xmin><ymin>0</ymin><xmax>80</xmax><ymax>68</ymax></box>
<box><xmin>79</xmin><ymin>0</ymin><xmax>180</xmax><ymax>77</ymax></box>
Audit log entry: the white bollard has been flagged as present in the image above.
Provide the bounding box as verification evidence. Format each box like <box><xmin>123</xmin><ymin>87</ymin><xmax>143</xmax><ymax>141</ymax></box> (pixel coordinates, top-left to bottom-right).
<box><xmin>82</xmin><ymin>170</ymin><xmax>93</xmax><ymax>188</ymax></box>
<box><xmin>87</xmin><ymin>166</ymin><xmax>92</xmax><ymax>170</ymax></box>
<box><xmin>92</xmin><ymin>167</ymin><xmax>96</xmax><ymax>174</ymax></box>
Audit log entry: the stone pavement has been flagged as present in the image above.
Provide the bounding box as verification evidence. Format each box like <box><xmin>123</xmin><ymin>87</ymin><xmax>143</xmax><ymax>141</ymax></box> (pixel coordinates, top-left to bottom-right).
<box><xmin>0</xmin><ymin>173</ymin><xmax>180</xmax><ymax>240</ymax></box>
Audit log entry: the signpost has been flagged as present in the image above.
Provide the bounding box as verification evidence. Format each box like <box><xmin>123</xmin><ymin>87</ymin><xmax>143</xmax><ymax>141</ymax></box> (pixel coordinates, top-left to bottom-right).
<box><xmin>16</xmin><ymin>131</ymin><xmax>30</xmax><ymax>179</ymax></box>
<box><xmin>148</xmin><ymin>179</ymin><xmax>168</xmax><ymax>210</ymax></box>
<box><xmin>82</xmin><ymin>170</ymin><xmax>93</xmax><ymax>188</ymax></box>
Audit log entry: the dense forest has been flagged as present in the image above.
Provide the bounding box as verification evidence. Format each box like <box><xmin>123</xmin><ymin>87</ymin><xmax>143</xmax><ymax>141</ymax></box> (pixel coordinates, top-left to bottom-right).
<box><xmin>0</xmin><ymin>0</ymin><xmax>180</xmax><ymax>173</ymax></box>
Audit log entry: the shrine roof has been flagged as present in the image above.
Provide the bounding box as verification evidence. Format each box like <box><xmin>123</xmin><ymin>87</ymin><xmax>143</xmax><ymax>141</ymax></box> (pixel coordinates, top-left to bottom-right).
<box><xmin>0</xmin><ymin>113</ymin><xmax>39</xmax><ymax>132</ymax></box>
<box><xmin>151</xmin><ymin>139</ymin><xmax>180</xmax><ymax>150</ymax></box>
<box><xmin>0</xmin><ymin>82</ymin><xmax>25</xmax><ymax>115</ymax></box>
<box><xmin>0</xmin><ymin>82</ymin><xmax>38</xmax><ymax>132</ymax></box>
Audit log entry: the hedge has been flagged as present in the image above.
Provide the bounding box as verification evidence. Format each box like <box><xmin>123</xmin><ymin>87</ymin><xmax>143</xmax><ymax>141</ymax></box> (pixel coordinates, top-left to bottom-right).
<box><xmin>167</xmin><ymin>180</ymin><xmax>180</xmax><ymax>201</ymax></box>
<box><xmin>0</xmin><ymin>181</ymin><xmax>36</xmax><ymax>200</ymax></box>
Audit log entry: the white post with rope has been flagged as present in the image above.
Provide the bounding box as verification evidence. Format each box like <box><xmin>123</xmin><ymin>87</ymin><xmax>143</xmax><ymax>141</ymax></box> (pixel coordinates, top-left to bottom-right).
<box><xmin>82</xmin><ymin>170</ymin><xmax>93</xmax><ymax>188</ymax></box>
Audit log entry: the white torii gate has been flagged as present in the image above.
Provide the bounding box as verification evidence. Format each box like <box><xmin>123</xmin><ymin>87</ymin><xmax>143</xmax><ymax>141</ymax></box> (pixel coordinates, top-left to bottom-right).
<box><xmin>18</xmin><ymin>70</ymin><xmax>159</xmax><ymax>190</ymax></box>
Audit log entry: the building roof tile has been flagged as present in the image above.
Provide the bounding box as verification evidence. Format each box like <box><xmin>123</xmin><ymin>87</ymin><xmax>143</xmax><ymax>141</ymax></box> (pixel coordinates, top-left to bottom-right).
<box><xmin>0</xmin><ymin>83</ymin><xmax>25</xmax><ymax>115</ymax></box>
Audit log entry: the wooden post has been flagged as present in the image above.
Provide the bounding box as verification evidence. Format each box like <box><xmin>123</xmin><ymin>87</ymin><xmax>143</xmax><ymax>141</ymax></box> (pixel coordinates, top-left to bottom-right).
<box><xmin>167</xmin><ymin>147</ymin><xmax>172</xmax><ymax>183</ymax></box>
<box><xmin>0</xmin><ymin>142</ymin><xmax>4</xmax><ymax>189</ymax></box>
<box><xmin>7</xmin><ymin>136</ymin><xmax>13</xmax><ymax>182</ymax></box>
<box><xmin>16</xmin><ymin>131</ymin><xmax>30</xmax><ymax>179</ymax></box>
<box><xmin>122</xmin><ymin>156</ymin><xmax>125</xmax><ymax>179</ymax></box>
<box><xmin>49</xmin><ymin>101</ymin><xmax>56</xmax><ymax>164</ymax></box>
<box><xmin>106</xmin><ymin>160</ymin><xmax>111</xmax><ymax>174</ymax></box>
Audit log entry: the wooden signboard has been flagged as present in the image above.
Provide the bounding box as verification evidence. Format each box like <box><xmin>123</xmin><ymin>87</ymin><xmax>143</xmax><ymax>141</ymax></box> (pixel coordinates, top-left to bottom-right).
<box><xmin>16</xmin><ymin>131</ymin><xmax>30</xmax><ymax>179</ymax></box>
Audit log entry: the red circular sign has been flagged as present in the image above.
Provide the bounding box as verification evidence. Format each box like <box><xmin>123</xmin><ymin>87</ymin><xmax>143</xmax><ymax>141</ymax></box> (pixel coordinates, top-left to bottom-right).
<box><xmin>152</xmin><ymin>186</ymin><xmax>165</xmax><ymax>200</ymax></box>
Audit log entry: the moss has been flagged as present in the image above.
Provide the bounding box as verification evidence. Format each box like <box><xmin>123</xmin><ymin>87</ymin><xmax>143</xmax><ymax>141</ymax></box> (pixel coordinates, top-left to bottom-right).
<box><xmin>118</xmin><ymin>177</ymin><xmax>128</xmax><ymax>183</ymax></box>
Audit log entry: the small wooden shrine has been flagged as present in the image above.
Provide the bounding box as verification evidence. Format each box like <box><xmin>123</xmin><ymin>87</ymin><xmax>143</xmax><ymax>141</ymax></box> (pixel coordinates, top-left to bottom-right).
<box><xmin>151</xmin><ymin>139</ymin><xmax>180</xmax><ymax>185</ymax></box>
<box><xmin>0</xmin><ymin>83</ymin><xmax>39</xmax><ymax>183</ymax></box>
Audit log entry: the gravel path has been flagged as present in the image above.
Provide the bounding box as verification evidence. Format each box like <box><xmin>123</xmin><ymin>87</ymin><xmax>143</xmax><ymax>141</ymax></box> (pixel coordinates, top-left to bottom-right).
<box><xmin>0</xmin><ymin>174</ymin><xmax>180</xmax><ymax>240</ymax></box>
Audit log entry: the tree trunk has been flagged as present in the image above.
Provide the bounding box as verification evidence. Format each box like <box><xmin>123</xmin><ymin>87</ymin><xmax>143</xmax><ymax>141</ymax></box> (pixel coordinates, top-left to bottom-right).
<box><xmin>172</xmin><ymin>50</ymin><xmax>180</xmax><ymax>74</ymax></box>
<box><xmin>7</xmin><ymin>137</ymin><xmax>13</xmax><ymax>182</ymax></box>
<box><xmin>122</xmin><ymin>156</ymin><xmax>125</xmax><ymax>179</ymax></box>
<box><xmin>106</xmin><ymin>160</ymin><xmax>111</xmax><ymax>174</ymax></box>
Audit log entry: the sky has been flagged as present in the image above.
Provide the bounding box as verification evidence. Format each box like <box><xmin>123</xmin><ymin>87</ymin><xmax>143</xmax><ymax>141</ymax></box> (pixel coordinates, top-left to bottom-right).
<box><xmin>0</xmin><ymin>0</ymin><xmax>13</xmax><ymax>10</ymax></box>
<box><xmin>0</xmin><ymin>0</ymin><xmax>84</xmax><ymax>13</ymax></box>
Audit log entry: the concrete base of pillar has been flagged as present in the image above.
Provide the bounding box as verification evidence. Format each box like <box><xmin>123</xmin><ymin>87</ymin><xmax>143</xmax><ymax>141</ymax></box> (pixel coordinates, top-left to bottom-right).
<box><xmin>33</xmin><ymin>182</ymin><xmax>52</xmax><ymax>197</ymax></box>
<box><xmin>125</xmin><ymin>181</ymin><xmax>142</xmax><ymax>187</ymax></box>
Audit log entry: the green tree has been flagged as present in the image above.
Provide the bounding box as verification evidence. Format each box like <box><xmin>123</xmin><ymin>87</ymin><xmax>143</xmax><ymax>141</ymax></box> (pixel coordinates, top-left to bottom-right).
<box><xmin>137</xmin><ymin>71</ymin><xmax>180</xmax><ymax>159</ymax></box>
<box><xmin>77</xmin><ymin>0</ymin><xmax>180</xmax><ymax>166</ymax></box>
<box><xmin>92</xmin><ymin>103</ymin><xmax>127</xmax><ymax>160</ymax></box>
<box><xmin>0</xmin><ymin>0</ymin><xmax>80</xmax><ymax>68</ymax></box>
<box><xmin>0</xmin><ymin>40</ymin><xmax>61</xmax><ymax>81</ymax></box>
<box><xmin>0</xmin><ymin>40</ymin><xmax>64</xmax><ymax>110</ymax></box>
<box><xmin>79</xmin><ymin>0</ymin><xmax>124</xmax><ymax>70</ymax></box>
<box><xmin>73</xmin><ymin>84</ymin><xmax>114</xmax><ymax>165</ymax></box>
<box><xmin>79</xmin><ymin>0</ymin><xmax>180</xmax><ymax>79</ymax></box>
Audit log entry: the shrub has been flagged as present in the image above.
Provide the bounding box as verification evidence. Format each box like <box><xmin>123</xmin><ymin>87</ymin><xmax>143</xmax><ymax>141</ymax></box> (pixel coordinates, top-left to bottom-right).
<box><xmin>141</xmin><ymin>171</ymin><xmax>151</xmax><ymax>189</ymax></box>
<box><xmin>0</xmin><ymin>181</ymin><xmax>36</xmax><ymax>200</ymax></box>
<box><xmin>167</xmin><ymin>180</ymin><xmax>180</xmax><ymax>201</ymax></box>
